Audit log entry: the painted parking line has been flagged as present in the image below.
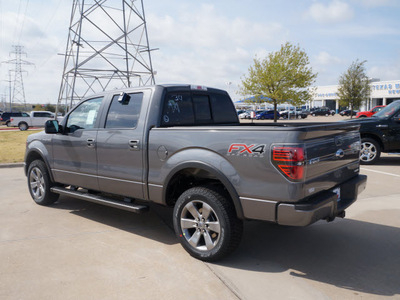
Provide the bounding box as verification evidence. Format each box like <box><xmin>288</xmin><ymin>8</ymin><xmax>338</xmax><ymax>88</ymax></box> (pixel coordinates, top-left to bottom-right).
<box><xmin>361</xmin><ymin>168</ymin><xmax>400</xmax><ymax>178</ymax></box>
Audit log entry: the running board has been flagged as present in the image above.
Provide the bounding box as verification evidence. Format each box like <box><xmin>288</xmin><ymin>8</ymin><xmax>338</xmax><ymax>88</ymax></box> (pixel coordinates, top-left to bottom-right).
<box><xmin>50</xmin><ymin>187</ymin><xmax>149</xmax><ymax>214</ymax></box>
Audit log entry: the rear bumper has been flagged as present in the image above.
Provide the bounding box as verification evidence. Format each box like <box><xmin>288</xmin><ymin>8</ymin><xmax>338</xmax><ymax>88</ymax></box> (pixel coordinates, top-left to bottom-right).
<box><xmin>276</xmin><ymin>174</ymin><xmax>367</xmax><ymax>226</ymax></box>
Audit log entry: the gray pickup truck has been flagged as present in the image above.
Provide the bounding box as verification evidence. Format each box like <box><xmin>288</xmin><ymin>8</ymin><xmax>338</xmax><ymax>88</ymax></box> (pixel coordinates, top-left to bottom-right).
<box><xmin>25</xmin><ymin>84</ymin><xmax>367</xmax><ymax>261</ymax></box>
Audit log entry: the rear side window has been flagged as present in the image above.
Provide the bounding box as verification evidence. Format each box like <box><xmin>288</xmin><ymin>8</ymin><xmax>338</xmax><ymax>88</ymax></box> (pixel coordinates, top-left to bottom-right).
<box><xmin>34</xmin><ymin>112</ymin><xmax>53</xmax><ymax>117</ymax></box>
<box><xmin>161</xmin><ymin>91</ymin><xmax>238</xmax><ymax>126</ymax></box>
<box><xmin>105</xmin><ymin>93</ymin><xmax>143</xmax><ymax>129</ymax></box>
<box><xmin>161</xmin><ymin>93</ymin><xmax>194</xmax><ymax>126</ymax></box>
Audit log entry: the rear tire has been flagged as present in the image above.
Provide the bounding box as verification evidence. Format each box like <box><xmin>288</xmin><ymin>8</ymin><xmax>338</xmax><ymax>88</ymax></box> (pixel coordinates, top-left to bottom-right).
<box><xmin>173</xmin><ymin>186</ymin><xmax>243</xmax><ymax>261</ymax></box>
<box><xmin>19</xmin><ymin>122</ymin><xmax>28</xmax><ymax>131</ymax></box>
<box><xmin>27</xmin><ymin>160</ymin><xmax>59</xmax><ymax>205</ymax></box>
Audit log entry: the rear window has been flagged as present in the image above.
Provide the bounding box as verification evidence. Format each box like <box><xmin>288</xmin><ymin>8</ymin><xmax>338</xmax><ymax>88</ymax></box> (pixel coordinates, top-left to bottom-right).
<box><xmin>161</xmin><ymin>91</ymin><xmax>237</xmax><ymax>126</ymax></box>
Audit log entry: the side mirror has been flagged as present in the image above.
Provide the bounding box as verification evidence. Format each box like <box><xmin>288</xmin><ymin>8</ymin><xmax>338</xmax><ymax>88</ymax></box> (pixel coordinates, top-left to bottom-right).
<box><xmin>45</xmin><ymin>120</ymin><xmax>60</xmax><ymax>134</ymax></box>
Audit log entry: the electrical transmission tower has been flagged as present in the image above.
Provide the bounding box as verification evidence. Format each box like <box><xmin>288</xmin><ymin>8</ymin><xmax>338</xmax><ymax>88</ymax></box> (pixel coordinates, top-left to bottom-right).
<box><xmin>58</xmin><ymin>0</ymin><xmax>156</xmax><ymax>109</ymax></box>
<box><xmin>2</xmin><ymin>45</ymin><xmax>34</xmax><ymax>110</ymax></box>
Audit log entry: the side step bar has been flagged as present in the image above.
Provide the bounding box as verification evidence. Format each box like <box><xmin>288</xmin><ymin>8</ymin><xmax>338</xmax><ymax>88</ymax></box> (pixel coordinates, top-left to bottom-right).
<box><xmin>50</xmin><ymin>187</ymin><xmax>149</xmax><ymax>214</ymax></box>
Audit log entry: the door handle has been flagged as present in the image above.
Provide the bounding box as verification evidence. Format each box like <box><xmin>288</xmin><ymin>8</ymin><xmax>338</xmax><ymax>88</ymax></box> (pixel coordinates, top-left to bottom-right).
<box><xmin>129</xmin><ymin>139</ymin><xmax>140</xmax><ymax>151</ymax></box>
<box><xmin>87</xmin><ymin>138</ymin><xmax>96</xmax><ymax>148</ymax></box>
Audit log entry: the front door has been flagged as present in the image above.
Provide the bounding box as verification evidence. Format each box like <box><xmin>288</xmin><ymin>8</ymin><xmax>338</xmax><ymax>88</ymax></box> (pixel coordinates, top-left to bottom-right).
<box><xmin>51</xmin><ymin>97</ymin><xmax>103</xmax><ymax>190</ymax></box>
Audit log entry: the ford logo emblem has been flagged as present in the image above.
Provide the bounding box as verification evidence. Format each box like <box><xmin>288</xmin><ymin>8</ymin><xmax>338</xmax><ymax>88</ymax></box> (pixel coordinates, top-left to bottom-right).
<box><xmin>335</xmin><ymin>149</ymin><xmax>345</xmax><ymax>158</ymax></box>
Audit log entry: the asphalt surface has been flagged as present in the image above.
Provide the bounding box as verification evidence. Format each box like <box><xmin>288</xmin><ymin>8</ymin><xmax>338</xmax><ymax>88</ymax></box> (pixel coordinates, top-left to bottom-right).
<box><xmin>1</xmin><ymin>116</ymin><xmax>400</xmax><ymax>299</ymax></box>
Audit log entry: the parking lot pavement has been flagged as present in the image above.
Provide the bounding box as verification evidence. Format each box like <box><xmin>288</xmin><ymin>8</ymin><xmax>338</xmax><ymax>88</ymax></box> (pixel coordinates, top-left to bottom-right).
<box><xmin>208</xmin><ymin>155</ymin><xmax>400</xmax><ymax>299</ymax></box>
<box><xmin>1</xmin><ymin>156</ymin><xmax>400</xmax><ymax>299</ymax></box>
<box><xmin>0</xmin><ymin>168</ymin><xmax>236</xmax><ymax>300</ymax></box>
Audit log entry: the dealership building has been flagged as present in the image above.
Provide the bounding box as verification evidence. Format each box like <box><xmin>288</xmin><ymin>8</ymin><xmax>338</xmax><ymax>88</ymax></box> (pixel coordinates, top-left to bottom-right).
<box><xmin>312</xmin><ymin>79</ymin><xmax>400</xmax><ymax>112</ymax></box>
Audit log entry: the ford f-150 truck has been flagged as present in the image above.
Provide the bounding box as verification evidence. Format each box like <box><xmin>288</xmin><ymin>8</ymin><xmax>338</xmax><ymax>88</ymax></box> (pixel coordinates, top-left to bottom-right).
<box><xmin>351</xmin><ymin>100</ymin><xmax>400</xmax><ymax>164</ymax></box>
<box><xmin>10</xmin><ymin>111</ymin><xmax>56</xmax><ymax>131</ymax></box>
<box><xmin>25</xmin><ymin>84</ymin><xmax>367</xmax><ymax>261</ymax></box>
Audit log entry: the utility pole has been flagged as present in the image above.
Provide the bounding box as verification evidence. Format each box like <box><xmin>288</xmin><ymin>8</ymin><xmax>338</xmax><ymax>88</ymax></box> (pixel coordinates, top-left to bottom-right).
<box><xmin>2</xmin><ymin>45</ymin><xmax>35</xmax><ymax>111</ymax></box>
<box><xmin>58</xmin><ymin>0</ymin><xmax>157</xmax><ymax>111</ymax></box>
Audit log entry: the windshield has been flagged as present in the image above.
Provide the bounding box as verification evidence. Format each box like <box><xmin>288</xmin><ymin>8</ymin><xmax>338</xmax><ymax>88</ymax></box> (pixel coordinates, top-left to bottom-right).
<box><xmin>373</xmin><ymin>101</ymin><xmax>400</xmax><ymax>119</ymax></box>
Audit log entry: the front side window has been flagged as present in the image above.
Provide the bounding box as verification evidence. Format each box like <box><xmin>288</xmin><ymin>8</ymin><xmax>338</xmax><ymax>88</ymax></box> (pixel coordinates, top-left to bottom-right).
<box><xmin>105</xmin><ymin>93</ymin><xmax>143</xmax><ymax>129</ymax></box>
<box><xmin>66</xmin><ymin>97</ymin><xmax>103</xmax><ymax>133</ymax></box>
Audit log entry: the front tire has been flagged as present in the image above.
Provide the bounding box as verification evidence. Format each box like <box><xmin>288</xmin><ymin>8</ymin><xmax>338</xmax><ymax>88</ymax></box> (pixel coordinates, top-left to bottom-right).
<box><xmin>27</xmin><ymin>160</ymin><xmax>59</xmax><ymax>205</ymax></box>
<box><xmin>173</xmin><ymin>186</ymin><xmax>243</xmax><ymax>261</ymax></box>
<box><xmin>360</xmin><ymin>138</ymin><xmax>381</xmax><ymax>165</ymax></box>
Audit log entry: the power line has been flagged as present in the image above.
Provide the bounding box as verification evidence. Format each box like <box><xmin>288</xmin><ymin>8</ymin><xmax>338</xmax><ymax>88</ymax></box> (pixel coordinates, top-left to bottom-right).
<box><xmin>2</xmin><ymin>45</ymin><xmax>35</xmax><ymax>110</ymax></box>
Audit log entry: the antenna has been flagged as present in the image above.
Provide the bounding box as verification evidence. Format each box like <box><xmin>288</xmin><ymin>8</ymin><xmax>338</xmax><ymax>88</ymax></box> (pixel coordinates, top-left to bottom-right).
<box><xmin>57</xmin><ymin>0</ymin><xmax>157</xmax><ymax>110</ymax></box>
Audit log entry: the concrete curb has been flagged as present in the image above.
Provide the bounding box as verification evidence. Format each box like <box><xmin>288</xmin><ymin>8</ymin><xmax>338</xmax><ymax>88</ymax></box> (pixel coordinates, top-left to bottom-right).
<box><xmin>0</xmin><ymin>163</ymin><xmax>24</xmax><ymax>169</ymax></box>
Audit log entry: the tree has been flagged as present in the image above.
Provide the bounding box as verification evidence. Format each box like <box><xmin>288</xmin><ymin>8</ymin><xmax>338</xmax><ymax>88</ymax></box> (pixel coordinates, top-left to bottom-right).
<box><xmin>239</xmin><ymin>42</ymin><xmax>317</xmax><ymax>122</ymax></box>
<box><xmin>337</xmin><ymin>60</ymin><xmax>371</xmax><ymax>119</ymax></box>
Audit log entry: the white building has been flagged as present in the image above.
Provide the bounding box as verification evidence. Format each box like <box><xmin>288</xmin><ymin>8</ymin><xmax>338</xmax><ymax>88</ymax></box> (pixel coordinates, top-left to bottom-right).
<box><xmin>311</xmin><ymin>79</ymin><xmax>400</xmax><ymax>112</ymax></box>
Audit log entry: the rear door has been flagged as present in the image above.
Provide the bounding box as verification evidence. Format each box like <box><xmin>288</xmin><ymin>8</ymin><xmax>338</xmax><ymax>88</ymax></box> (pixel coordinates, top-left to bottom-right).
<box><xmin>51</xmin><ymin>97</ymin><xmax>104</xmax><ymax>190</ymax></box>
<box><xmin>96</xmin><ymin>91</ymin><xmax>147</xmax><ymax>199</ymax></box>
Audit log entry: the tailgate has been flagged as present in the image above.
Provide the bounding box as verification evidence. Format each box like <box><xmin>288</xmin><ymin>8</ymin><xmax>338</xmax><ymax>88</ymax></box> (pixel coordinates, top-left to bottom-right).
<box><xmin>305</xmin><ymin>130</ymin><xmax>360</xmax><ymax>180</ymax></box>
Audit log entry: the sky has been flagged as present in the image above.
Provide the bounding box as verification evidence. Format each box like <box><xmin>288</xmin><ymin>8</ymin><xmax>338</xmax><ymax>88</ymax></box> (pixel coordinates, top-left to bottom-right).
<box><xmin>1</xmin><ymin>0</ymin><xmax>400</xmax><ymax>105</ymax></box>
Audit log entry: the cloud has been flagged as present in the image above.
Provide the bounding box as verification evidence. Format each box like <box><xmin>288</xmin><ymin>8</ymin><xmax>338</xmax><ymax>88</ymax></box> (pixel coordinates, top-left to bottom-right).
<box><xmin>351</xmin><ymin>0</ymin><xmax>399</xmax><ymax>8</ymax></box>
<box><xmin>147</xmin><ymin>4</ymin><xmax>287</xmax><ymax>100</ymax></box>
<box><xmin>314</xmin><ymin>51</ymin><xmax>343</xmax><ymax>65</ymax></box>
<box><xmin>307</xmin><ymin>1</ymin><xmax>354</xmax><ymax>24</ymax></box>
<box><xmin>369</xmin><ymin>63</ymin><xmax>400</xmax><ymax>82</ymax></box>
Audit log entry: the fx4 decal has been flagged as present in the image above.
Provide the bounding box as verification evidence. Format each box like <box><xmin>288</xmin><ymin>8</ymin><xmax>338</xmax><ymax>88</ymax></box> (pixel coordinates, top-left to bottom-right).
<box><xmin>227</xmin><ymin>143</ymin><xmax>266</xmax><ymax>157</ymax></box>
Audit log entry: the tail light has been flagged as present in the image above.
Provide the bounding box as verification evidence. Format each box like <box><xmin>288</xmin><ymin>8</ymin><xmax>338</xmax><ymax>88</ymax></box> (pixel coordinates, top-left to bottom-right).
<box><xmin>271</xmin><ymin>145</ymin><xmax>305</xmax><ymax>181</ymax></box>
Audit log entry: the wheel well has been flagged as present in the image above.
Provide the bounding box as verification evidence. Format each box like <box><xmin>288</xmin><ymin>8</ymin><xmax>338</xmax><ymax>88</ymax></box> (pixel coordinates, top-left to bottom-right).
<box><xmin>165</xmin><ymin>168</ymin><xmax>231</xmax><ymax>207</ymax></box>
<box><xmin>361</xmin><ymin>134</ymin><xmax>384</xmax><ymax>151</ymax></box>
<box><xmin>25</xmin><ymin>151</ymin><xmax>45</xmax><ymax>174</ymax></box>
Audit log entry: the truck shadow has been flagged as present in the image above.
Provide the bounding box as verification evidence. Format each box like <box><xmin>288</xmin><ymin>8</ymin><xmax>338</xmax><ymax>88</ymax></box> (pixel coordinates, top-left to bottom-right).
<box><xmin>53</xmin><ymin>195</ymin><xmax>177</xmax><ymax>245</ymax></box>
<box><xmin>52</xmin><ymin>196</ymin><xmax>400</xmax><ymax>296</ymax></box>
<box><xmin>218</xmin><ymin>218</ymin><xmax>400</xmax><ymax>297</ymax></box>
<box><xmin>372</xmin><ymin>155</ymin><xmax>400</xmax><ymax>166</ymax></box>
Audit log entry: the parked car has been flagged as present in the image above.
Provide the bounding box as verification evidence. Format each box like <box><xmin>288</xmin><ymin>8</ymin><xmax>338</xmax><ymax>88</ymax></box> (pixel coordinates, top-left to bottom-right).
<box><xmin>238</xmin><ymin>111</ymin><xmax>253</xmax><ymax>119</ymax></box>
<box><xmin>0</xmin><ymin>112</ymin><xmax>29</xmax><ymax>126</ymax></box>
<box><xmin>339</xmin><ymin>109</ymin><xmax>358</xmax><ymax>117</ymax></box>
<box><xmin>9</xmin><ymin>111</ymin><xmax>57</xmax><ymax>130</ymax></box>
<box><xmin>25</xmin><ymin>84</ymin><xmax>366</xmax><ymax>261</ymax></box>
<box><xmin>356</xmin><ymin>105</ymin><xmax>386</xmax><ymax>118</ymax></box>
<box><xmin>311</xmin><ymin>107</ymin><xmax>335</xmax><ymax>116</ymax></box>
<box><xmin>255</xmin><ymin>110</ymin><xmax>278</xmax><ymax>120</ymax></box>
<box><xmin>348</xmin><ymin>101</ymin><xmax>400</xmax><ymax>164</ymax></box>
<box><xmin>280</xmin><ymin>108</ymin><xmax>308</xmax><ymax>119</ymax></box>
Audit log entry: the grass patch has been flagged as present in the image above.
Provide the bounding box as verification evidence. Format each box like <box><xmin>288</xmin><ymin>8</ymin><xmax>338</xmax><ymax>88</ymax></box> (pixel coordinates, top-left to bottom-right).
<box><xmin>0</xmin><ymin>130</ymin><xmax>41</xmax><ymax>163</ymax></box>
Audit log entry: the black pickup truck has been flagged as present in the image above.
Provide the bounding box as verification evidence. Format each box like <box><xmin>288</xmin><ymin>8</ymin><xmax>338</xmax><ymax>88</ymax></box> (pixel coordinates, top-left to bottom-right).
<box><xmin>352</xmin><ymin>100</ymin><xmax>400</xmax><ymax>164</ymax></box>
